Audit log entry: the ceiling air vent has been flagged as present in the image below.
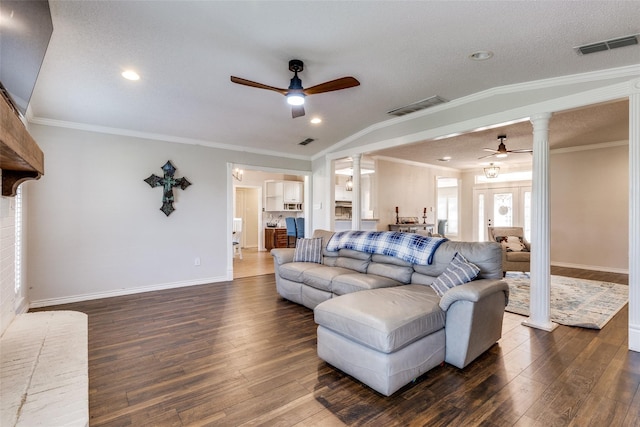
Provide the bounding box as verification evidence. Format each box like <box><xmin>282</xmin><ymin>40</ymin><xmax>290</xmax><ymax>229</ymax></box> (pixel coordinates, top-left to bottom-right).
<box><xmin>387</xmin><ymin>95</ymin><xmax>448</xmax><ymax>117</ymax></box>
<box><xmin>299</xmin><ymin>137</ymin><xmax>315</xmax><ymax>146</ymax></box>
<box><xmin>575</xmin><ymin>34</ymin><xmax>639</xmax><ymax>55</ymax></box>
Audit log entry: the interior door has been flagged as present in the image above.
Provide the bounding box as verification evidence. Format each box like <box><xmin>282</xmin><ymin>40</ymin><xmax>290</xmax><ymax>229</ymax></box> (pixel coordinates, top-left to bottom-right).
<box><xmin>234</xmin><ymin>187</ymin><xmax>259</xmax><ymax>248</ymax></box>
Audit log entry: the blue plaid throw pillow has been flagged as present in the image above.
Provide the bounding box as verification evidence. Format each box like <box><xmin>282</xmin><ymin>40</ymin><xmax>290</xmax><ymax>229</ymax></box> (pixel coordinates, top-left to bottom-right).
<box><xmin>430</xmin><ymin>252</ymin><xmax>480</xmax><ymax>297</ymax></box>
<box><xmin>293</xmin><ymin>238</ymin><xmax>323</xmax><ymax>264</ymax></box>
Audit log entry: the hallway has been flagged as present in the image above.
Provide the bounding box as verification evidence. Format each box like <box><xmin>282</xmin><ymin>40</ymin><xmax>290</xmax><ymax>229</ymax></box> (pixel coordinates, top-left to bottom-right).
<box><xmin>233</xmin><ymin>248</ymin><xmax>274</xmax><ymax>278</ymax></box>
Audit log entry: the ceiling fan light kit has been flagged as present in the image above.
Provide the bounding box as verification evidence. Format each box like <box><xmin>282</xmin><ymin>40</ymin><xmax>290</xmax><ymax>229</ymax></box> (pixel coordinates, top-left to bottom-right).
<box><xmin>230</xmin><ymin>59</ymin><xmax>360</xmax><ymax>118</ymax></box>
<box><xmin>287</xmin><ymin>93</ymin><xmax>305</xmax><ymax>106</ymax></box>
<box><xmin>479</xmin><ymin>134</ymin><xmax>532</xmax><ymax>160</ymax></box>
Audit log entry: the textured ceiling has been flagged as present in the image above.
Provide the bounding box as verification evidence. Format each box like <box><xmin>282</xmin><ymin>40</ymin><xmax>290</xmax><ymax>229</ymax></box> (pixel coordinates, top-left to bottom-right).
<box><xmin>370</xmin><ymin>99</ymin><xmax>630</xmax><ymax>170</ymax></box>
<box><xmin>23</xmin><ymin>1</ymin><xmax>640</xmax><ymax>164</ymax></box>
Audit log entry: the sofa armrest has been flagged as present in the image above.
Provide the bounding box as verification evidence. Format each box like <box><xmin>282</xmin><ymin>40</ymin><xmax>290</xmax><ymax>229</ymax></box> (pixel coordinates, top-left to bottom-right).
<box><xmin>440</xmin><ymin>279</ymin><xmax>510</xmax><ymax>368</ymax></box>
<box><xmin>439</xmin><ymin>279</ymin><xmax>509</xmax><ymax>311</ymax></box>
<box><xmin>271</xmin><ymin>248</ymin><xmax>296</xmax><ymax>265</ymax></box>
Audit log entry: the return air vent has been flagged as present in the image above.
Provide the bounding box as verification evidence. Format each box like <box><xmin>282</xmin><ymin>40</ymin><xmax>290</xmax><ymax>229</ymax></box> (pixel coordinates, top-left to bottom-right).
<box><xmin>575</xmin><ymin>34</ymin><xmax>639</xmax><ymax>55</ymax></box>
<box><xmin>387</xmin><ymin>95</ymin><xmax>448</xmax><ymax>117</ymax></box>
<box><xmin>299</xmin><ymin>137</ymin><xmax>315</xmax><ymax>146</ymax></box>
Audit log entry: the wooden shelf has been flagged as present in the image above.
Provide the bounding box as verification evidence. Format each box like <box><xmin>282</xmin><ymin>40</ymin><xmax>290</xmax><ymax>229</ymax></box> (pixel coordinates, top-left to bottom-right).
<box><xmin>0</xmin><ymin>94</ymin><xmax>44</xmax><ymax>196</ymax></box>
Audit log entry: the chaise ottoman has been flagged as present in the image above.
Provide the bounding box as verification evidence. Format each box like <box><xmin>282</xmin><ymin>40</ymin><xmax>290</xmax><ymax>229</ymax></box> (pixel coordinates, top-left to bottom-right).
<box><xmin>314</xmin><ymin>284</ymin><xmax>446</xmax><ymax>396</ymax></box>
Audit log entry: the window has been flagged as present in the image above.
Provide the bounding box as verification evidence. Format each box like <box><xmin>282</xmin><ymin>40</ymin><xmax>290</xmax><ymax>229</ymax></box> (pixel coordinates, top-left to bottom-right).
<box><xmin>437</xmin><ymin>177</ymin><xmax>458</xmax><ymax>235</ymax></box>
<box><xmin>14</xmin><ymin>186</ymin><xmax>22</xmax><ymax>295</ymax></box>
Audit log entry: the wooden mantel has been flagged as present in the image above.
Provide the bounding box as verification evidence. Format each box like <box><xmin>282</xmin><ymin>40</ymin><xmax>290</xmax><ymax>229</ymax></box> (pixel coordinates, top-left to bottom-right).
<box><xmin>0</xmin><ymin>94</ymin><xmax>44</xmax><ymax>197</ymax></box>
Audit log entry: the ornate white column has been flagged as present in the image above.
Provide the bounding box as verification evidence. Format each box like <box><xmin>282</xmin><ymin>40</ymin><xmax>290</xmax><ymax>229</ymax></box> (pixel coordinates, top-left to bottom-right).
<box><xmin>351</xmin><ymin>154</ymin><xmax>362</xmax><ymax>230</ymax></box>
<box><xmin>523</xmin><ymin>112</ymin><xmax>558</xmax><ymax>331</ymax></box>
<box><xmin>629</xmin><ymin>90</ymin><xmax>640</xmax><ymax>352</ymax></box>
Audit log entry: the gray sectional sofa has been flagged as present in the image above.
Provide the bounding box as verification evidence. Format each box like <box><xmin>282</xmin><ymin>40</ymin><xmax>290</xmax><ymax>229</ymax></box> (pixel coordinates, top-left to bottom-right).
<box><xmin>271</xmin><ymin>229</ymin><xmax>509</xmax><ymax>396</ymax></box>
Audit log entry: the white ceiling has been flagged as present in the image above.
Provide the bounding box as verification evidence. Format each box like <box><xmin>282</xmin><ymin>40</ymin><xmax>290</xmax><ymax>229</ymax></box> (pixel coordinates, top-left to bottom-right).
<box><xmin>27</xmin><ymin>1</ymin><xmax>640</xmax><ymax>167</ymax></box>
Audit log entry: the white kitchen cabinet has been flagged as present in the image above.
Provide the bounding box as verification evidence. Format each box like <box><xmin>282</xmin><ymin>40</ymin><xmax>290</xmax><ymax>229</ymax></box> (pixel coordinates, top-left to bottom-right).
<box><xmin>265</xmin><ymin>180</ymin><xmax>303</xmax><ymax>211</ymax></box>
<box><xmin>335</xmin><ymin>184</ymin><xmax>353</xmax><ymax>202</ymax></box>
<box><xmin>283</xmin><ymin>181</ymin><xmax>303</xmax><ymax>203</ymax></box>
<box><xmin>265</xmin><ymin>181</ymin><xmax>283</xmax><ymax>212</ymax></box>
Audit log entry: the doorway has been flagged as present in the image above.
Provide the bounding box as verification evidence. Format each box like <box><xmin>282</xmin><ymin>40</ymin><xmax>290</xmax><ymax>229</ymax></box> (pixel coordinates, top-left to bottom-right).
<box><xmin>473</xmin><ymin>185</ymin><xmax>531</xmax><ymax>242</ymax></box>
<box><xmin>234</xmin><ymin>187</ymin><xmax>260</xmax><ymax>249</ymax></box>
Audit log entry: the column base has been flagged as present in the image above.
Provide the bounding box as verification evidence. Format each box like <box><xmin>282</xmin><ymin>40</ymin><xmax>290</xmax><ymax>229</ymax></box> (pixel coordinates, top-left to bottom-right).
<box><xmin>521</xmin><ymin>318</ymin><xmax>558</xmax><ymax>332</ymax></box>
<box><xmin>629</xmin><ymin>323</ymin><xmax>640</xmax><ymax>353</ymax></box>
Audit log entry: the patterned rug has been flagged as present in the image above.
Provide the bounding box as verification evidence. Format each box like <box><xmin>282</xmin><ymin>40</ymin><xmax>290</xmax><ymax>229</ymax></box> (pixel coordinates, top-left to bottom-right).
<box><xmin>504</xmin><ymin>274</ymin><xmax>628</xmax><ymax>329</ymax></box>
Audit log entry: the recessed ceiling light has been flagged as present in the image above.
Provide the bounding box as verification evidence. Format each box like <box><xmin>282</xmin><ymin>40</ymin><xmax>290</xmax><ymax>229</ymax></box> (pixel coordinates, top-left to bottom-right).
<box><xmin>121</xmin><ymin>70</ymin><xmax>140</xmax><ymax>81</ymax></box>
<box><xmin>469</xmin><ymin>50</ymin><xmax>494</xmax><ymax>61</ymax></box>
<box><xmin>438</xmin><ymin>156</ymin><xmax>452</xmax><ymax>162</ymax></box>
<box><xmin>310</xmin><ymin>117</ymin><xmax>322</xmax><ymax>124</ymax></box>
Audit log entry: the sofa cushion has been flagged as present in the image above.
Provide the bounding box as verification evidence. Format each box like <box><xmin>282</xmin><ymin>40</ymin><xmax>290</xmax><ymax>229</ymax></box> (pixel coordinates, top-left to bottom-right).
<box><xmin>430</xmin><ymin>252</ymin><xmax>480</xmax><ymax>297</ymax></box>
<box><xmin>413</xmin><ymin>241</ymin><xmax>502</xmax><ymax>280</ymax></box>
<box><xmin>312</xmin><ymin>229</ymin><xmax>338</xmax><ymax>258</ymax></box>
<box><xmin>293</xmin><ymin>238</ymin><xmax>323</xmax><ymax>263</ymax></box>
<box><xmin>366</xmin><ymin>262</ymin><xmax>413</xmax><ymax>284</ymax></box>
<box><xmin>410</xmin><ymin>272</ymin><xmax>436</xmax><ymax>286</ymax></box>
<box><xmin>314</xmin><ymin>285</ymin><xmax>444</xmax><ymax>353</ymax></box>
<box><xmin>505</xmin><ymin>251</ymin><xmax>530</xmax><ymax>262</ymax></box>
<box><xmin>278</xmin><ymin>262</ymin><xmax>323</xmax><ymax>283</ymax></box>
<box><xmin>335</xmin><ymin>249</ymin><xmax>372</xmax><ymax>273</ymax></box>
<box><xmin>371</xmin><ymin>254</ymin><xmax>413</xmax><ymax>267</ymax></box>
<box><xmin>332</xmin><ymin>273</ymin><xmax>403</xmax><ymax>295</ymax></box>
<box><xmin>302</xmin><ymin>266</ymin><xmax>354</xmax><ymax>292</ymax></box>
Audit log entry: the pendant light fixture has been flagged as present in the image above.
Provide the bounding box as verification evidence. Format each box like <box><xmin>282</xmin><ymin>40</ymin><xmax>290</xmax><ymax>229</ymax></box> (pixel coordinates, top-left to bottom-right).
<box><xmin>484</xmin><ymin>163</ymin><xmax>500</xmax><ymax>179</ymax></box>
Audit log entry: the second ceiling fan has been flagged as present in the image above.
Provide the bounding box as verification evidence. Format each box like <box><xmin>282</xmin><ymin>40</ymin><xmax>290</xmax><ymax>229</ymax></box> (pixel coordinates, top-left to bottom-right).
<box><xmin>230</xmin><ymin>59</ymin><xmax>360</xmax><ymax>118</ymax></box>
<box><xmin>479</xmin><ymin>135</ymin><xmax>533</xmax><ymax>159</ymax></box>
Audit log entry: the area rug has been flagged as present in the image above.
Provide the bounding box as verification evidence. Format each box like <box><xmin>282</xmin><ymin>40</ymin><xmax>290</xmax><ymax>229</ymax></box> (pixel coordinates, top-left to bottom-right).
<box><xmin>503</xmin><ymin>274</ymin><xmax>628</xmax><ymax>329</ymax></box>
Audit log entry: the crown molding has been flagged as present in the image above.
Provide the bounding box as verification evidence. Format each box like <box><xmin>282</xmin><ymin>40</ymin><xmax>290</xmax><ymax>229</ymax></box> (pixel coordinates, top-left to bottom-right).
<box><xmin>550</xmin><ymin>139</ymin><xmax>628</xmax><ymax>155</ymax></box>
<box><xmin>27</xmin><ymin>116</ymin><xmax>312</xmax><ymax>162</ymax></box>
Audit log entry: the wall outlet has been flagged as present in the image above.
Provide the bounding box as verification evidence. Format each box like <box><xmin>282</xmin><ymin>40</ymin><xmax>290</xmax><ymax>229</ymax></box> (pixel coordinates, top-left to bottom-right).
<box><xmin>194</xmin><ymin>257</ymin><xmax>201</xmax><ymax>266</ymax></box>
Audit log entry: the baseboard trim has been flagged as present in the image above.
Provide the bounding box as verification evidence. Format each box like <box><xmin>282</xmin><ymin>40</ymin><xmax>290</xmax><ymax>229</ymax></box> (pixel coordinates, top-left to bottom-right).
<box><xmin>15</xmin><ymin>296</ymin><xmax>29</xmax><ymax>315</ymax></box>
<box><xmin>551</xmin><ymin>261</ymin><xmax>629</xmax><ymax>275</ymax></box>
<box><xmin>29</xmin><ymin>276</ymin><xmax>229</xmax><ymax>308</ymax></box>
<box><xmin>630</xmin><ymin>323</ymin><xmax>640</xmax><ymax>353</ymax></box>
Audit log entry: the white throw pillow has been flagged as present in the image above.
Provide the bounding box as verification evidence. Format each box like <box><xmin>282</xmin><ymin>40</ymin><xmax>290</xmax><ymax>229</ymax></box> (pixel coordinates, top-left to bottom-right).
<box><xmin>496</xmin><ymin>235</ymin><xmax>528</xmax><ymax>252</ymax></box>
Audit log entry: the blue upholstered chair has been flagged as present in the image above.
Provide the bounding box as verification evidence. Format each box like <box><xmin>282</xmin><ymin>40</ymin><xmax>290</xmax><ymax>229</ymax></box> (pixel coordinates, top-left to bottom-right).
<box><xmin>295</xmin><ymin>217</ymin><xmax>305</xmax><ymax>239</ymax></box>
<box><xmin>285</xmin><ymin>217</ymin><xmax>297</xmax><ymax>247</ymax></box>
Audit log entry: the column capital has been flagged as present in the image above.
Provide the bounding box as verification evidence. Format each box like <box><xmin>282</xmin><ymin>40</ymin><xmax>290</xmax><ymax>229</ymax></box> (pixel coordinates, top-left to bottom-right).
<box><xmin>530</xmin><ymin>112</ymin><xmax>552</xmax><ymax>125</ymax></box>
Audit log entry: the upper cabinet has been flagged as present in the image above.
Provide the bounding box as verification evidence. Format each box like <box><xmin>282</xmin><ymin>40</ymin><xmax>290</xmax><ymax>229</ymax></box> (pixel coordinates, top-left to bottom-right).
<box><xmin>283</xmin><ymin>181</ymin><xmax>303</xmax><ymax>203</ymax></box>
<box><xmin>265</xmin><ymin>180</ymin><xmax>303</xmax><ymax>211</ymax></box>
<box><xmin>335</xmin><ymin>184</ymin><xmax>353</xmax><ymax>202</ymax></box>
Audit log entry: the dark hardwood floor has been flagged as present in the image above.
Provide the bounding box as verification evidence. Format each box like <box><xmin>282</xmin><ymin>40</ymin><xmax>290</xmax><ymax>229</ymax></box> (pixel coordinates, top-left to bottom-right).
<box><xmin>32</xmin><ymin>269</ymin><xmax>639</xmax><ymax>426</ymax></box>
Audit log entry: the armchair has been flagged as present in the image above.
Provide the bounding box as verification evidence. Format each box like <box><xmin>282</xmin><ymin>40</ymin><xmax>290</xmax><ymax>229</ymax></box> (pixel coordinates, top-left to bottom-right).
<box><xmin>487</xmin><ymin>226</ymin><xmax>530</xmax><ymax>276</ymax></box>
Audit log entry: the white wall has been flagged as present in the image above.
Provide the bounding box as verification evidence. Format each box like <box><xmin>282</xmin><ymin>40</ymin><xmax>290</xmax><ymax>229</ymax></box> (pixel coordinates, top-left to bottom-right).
<box><xmin>550</xmin><ymin>143</ymin><xmax>628</xmax><ymax>271</ymax></box>
<box><xmin>25</xmin><ymin>124</ymin><xmax>310</xmax><ymax>306</ymax></box>
<box><xmin>376</xmin><ymin>159</ymin><xmax>459</xmax><ymax>231</ymax></box>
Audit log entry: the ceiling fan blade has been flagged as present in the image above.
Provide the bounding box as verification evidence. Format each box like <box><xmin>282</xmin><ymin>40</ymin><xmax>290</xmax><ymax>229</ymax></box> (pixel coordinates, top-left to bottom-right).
<box><xmin>478</xmin><ymin>153</ymin><xmax>496</xmax><ymax>159</ymax></box>
<box><xmin>230</xmin><ymin>76</ymin><xmax>288</xmax><ymax>95</ymax></box>
<box><xmin>303</xmin><ymin>76</ymin><xmax>360</xmax><ymax>95</ymax></box>
<box><xmin>509</xmin><ymin>149</ymin><xmax>533</xmax><ymax>153</ymax></box>
<box><xmin>292</xmin><ymin>105</ymin><xmax>305</xmax><ymax>118</ymax></box>
<box><xmin>483</xmin><ymin>148</ymin><xmax>499</xmax><ymax>153</ymax></box>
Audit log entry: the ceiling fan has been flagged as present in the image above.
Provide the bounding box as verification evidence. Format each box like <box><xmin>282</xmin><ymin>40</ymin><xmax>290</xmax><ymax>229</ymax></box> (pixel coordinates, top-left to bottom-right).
<box><xmin>479</xmin><ymin>135</ymin><xmax>533</xmax><ymax>159</ymax></box>
<box><xmin>230</xmin><ymin>59</ymin><xmax>360</xmax><ymax>118</ymax></box>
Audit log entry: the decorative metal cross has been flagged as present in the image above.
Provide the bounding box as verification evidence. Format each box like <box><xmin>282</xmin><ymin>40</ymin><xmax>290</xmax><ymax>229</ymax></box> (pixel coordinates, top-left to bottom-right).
<box><xmin>144</xmin><ymin>160</ymin><xmax>191</xmax><ymax>216</ymax></box>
